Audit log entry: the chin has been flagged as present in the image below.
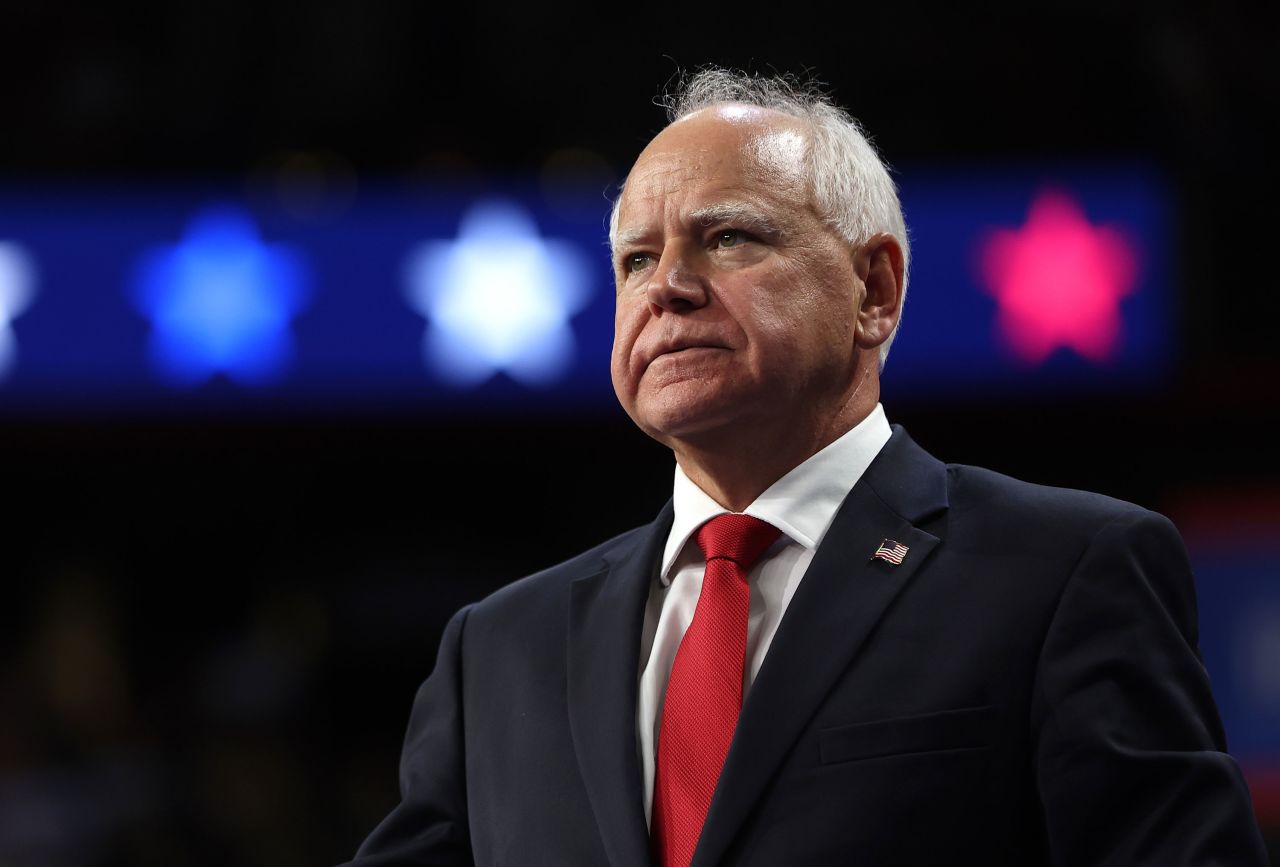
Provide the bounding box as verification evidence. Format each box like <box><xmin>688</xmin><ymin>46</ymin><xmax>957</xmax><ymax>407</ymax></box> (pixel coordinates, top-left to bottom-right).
<box><xmin>631</xmin><ymin>391</ymin><xmax>745</xmax><ymax>446</ymax></box>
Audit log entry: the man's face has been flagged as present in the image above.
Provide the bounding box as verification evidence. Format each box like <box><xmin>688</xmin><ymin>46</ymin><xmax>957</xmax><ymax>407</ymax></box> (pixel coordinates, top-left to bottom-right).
<box><xmin>610</xmin><ymin>106</ymin><xmax>864</xmax><ymax>449</ymax></box>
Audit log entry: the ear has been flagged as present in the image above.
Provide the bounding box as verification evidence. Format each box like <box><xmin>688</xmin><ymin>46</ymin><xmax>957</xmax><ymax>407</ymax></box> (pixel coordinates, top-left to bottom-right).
<box><xmin>853</xmin><ymin>233</ymin><xmax>905</xmax><ymax>349</ymax></box>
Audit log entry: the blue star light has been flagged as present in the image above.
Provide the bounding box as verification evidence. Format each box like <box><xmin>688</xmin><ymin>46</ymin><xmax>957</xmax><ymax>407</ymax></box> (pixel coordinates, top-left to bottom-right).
<box><xmin>0</xmin><ymin>241</ymin><xmax>37</xmax><ymax>382</ymax></box>
<box><xmin>403</xmin><ymin>200</ymin><xmax>593</xmax><ymax>387</ymax></box>
<box><xmin>132</xmin><ymin>207</ymin><xmax>310</xmax><ymax>387</ymax></box>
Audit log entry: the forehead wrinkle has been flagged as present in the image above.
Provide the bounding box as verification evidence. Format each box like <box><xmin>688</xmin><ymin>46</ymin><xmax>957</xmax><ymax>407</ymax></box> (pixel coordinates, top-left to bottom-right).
<box><xmin>611</xmin><ymin>121</ymin><xmax>811</xmax><ymax>254</ymax></box>
<box><xmin>611</xmin><ymin>164</ymin><xmax>696</xmax><ymax>253</ymax></box>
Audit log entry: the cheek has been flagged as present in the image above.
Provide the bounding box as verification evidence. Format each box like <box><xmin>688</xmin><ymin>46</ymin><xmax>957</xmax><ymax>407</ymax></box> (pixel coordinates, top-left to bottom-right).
<box><xmin>785</xmin><ymin>255</ymin><xmax>858</xmax><ymax>323</ymax></box>
<box><xmin>610</xmin><ymin>302</ymin><xmax>645</xmax><ymax>386</ymax></box>
<box><xmin>744</xmin><ymin>269</ymin><xmax>827</xmax><ymax>341</ymax></box>
<box><xmin>612</xmin><ymin>298</ymin><xmax>644</xmax><ymax>346</ymax></box>
<box><xmin>743</xmin><ymin>270</ymin><xmax>856</xmax><ymax>367</ymax></box>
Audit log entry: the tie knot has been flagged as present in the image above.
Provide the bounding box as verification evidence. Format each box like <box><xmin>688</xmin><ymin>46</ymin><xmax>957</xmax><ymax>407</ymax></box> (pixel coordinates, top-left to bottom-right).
<box><xmin>695</xmin><ymin>513</ymin><xmax>781</xmax><ymax>569</ymax></box>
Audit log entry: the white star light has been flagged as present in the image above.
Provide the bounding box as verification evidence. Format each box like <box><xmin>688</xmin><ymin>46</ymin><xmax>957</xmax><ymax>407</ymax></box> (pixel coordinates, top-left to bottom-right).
<box><xmin>0</xmin><ymin>241</ymin><xmax>37</xmax><ymax>382</ymax></box>
<box><xmin>403</xmin><ymin>200</ymin><xmax>593</xmax><ymax>387</ymax></box>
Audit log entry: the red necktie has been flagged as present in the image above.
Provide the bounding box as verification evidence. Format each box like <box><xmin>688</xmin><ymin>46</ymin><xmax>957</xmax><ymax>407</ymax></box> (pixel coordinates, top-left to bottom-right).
<box><xmin>652</xmin><ymin>513</ymin><xmax>781</xmax><ymax>867</ymax></box>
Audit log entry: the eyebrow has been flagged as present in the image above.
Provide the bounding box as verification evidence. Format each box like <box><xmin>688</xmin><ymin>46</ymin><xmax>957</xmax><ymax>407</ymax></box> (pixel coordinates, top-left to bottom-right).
<box><xmin>612</xmin><ymin>201</ymin><xmax>785</xmax><ymax>255</ymax></box>
<box><xmin>611</xmin><ymin>226</ymin><xmax>649</xmax><ymax>255</ymax></box>
<box><xmin>687</xmin><ymin>202</ymin><xmax>784</xmax><ymax>238</ymax></box>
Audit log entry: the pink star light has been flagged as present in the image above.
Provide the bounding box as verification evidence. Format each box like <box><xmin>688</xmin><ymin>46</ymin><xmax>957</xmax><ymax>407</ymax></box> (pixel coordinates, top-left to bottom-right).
<box><xmin>977</xmin><ymin>189</ymin><xmax>1140</xmax><ymax>365</ymax></box>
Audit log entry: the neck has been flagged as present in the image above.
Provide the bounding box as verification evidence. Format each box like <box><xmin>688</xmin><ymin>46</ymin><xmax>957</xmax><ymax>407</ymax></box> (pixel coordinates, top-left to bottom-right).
<box><xmin>672</xmin><ymin>384</ymin><xmax>879</xmax><ymax>512</ymax></box>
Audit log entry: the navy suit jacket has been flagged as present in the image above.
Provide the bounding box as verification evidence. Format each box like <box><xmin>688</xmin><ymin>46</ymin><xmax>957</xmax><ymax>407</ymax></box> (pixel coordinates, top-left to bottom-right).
<box><xmin>345</xmin><ymin>428</ymin><xmax>1267</xmax><ymax>866</ymax></box>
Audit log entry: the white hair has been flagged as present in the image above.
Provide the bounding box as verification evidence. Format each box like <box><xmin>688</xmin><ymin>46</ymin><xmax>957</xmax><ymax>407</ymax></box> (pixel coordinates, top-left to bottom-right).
<box><xmin>609</xmin><ymin>68</ymin><xmax>910</xmax><ymax>367</ymax></box>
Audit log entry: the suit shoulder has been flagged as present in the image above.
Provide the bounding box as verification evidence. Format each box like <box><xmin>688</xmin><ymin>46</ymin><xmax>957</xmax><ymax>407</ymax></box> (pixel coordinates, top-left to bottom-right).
<box><xmin>943</xmin><ymin>462</ymin><xmax>1175</xmax><ymax>552</ymax></box>
<box><xmin>948</xmin><ymin>461</ymin><xmax>1154</xmax><ymax>520</ymax></box>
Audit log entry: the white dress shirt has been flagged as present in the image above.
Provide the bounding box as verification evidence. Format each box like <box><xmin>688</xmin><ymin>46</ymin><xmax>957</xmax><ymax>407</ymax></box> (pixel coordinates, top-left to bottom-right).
<box><xmin>636</xmin><ymin>403</ymin><xmax>893</xmax><ymax>823</ymax></box>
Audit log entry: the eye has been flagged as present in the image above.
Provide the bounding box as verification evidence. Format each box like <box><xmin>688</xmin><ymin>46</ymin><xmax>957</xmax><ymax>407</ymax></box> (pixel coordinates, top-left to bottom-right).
<box><xmin>714</xmin><ymin>229</ymin><xmax>748</xmax><ymax>249</ymax></box>
<box><xmin>622</xmin><ymin>251</ymin><xmax>654</xmax><ymax>274</ymax></box>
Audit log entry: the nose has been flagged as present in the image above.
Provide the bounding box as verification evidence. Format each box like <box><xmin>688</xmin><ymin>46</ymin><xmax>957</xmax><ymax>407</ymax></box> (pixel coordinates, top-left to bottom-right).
<box><xmin>645</xmin><ymin>246</ymin><xmax>708</xmax><ymax>315</ymax></box>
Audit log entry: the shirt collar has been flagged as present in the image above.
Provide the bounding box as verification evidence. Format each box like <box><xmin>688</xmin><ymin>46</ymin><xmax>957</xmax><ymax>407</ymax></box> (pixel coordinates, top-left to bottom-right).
<box><xmin>659</xmin><ymin>403</ymin><xmax>893</xmax><ymax>584</ymax></box>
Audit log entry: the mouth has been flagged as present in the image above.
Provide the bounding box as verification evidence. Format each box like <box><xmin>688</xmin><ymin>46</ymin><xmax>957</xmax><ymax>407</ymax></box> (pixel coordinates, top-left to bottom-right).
<box><xmin>648</xmin><ymin>342</ymin><xmax>728</xmax><ymax>366</ymax></box>
<box><xmin>663</xmin><ymin>345</ymin><xmax>720</xmax><ymax>356</ymax></box>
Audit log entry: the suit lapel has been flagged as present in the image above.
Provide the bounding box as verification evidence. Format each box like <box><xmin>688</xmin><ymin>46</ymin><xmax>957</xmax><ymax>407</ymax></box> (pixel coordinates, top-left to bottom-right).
<box><xmin>692</xmin><ymin>429</ymin><xmax>949</xmax><ymax>867</ymax></box>
<box><xmin>567</xmin><ymin>501</ymin><xmax>673</xmax><ymax>867</ymax></box>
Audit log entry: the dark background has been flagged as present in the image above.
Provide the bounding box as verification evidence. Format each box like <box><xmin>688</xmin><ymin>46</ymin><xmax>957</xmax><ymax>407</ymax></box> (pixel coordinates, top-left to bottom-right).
<box><xmin>2</xmin><ymin>2</ymin><xmax>1278</xmax><ymax>864</ymax></box>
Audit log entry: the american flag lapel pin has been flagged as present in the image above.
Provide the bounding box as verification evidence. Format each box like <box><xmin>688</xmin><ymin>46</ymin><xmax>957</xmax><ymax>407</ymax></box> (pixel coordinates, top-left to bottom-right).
<box><xmin>871</xmin><ymin>539</ymin><xmax>909</xmax><ymax>565</ymax></box>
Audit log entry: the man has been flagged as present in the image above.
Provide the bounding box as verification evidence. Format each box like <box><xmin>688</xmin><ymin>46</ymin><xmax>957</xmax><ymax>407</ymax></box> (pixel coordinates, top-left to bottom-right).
<box><xmin>345</xmin><ymin>70</ymin><xmax>1268</xmax><ymax>866</ymax></box>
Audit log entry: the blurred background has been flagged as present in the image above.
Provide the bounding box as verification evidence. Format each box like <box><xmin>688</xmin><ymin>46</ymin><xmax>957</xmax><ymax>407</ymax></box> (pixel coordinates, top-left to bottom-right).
<box><xmin>1</xmin><ymin>1</ymin><xmax>1278</xmax><ymax>864</ymax></box>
